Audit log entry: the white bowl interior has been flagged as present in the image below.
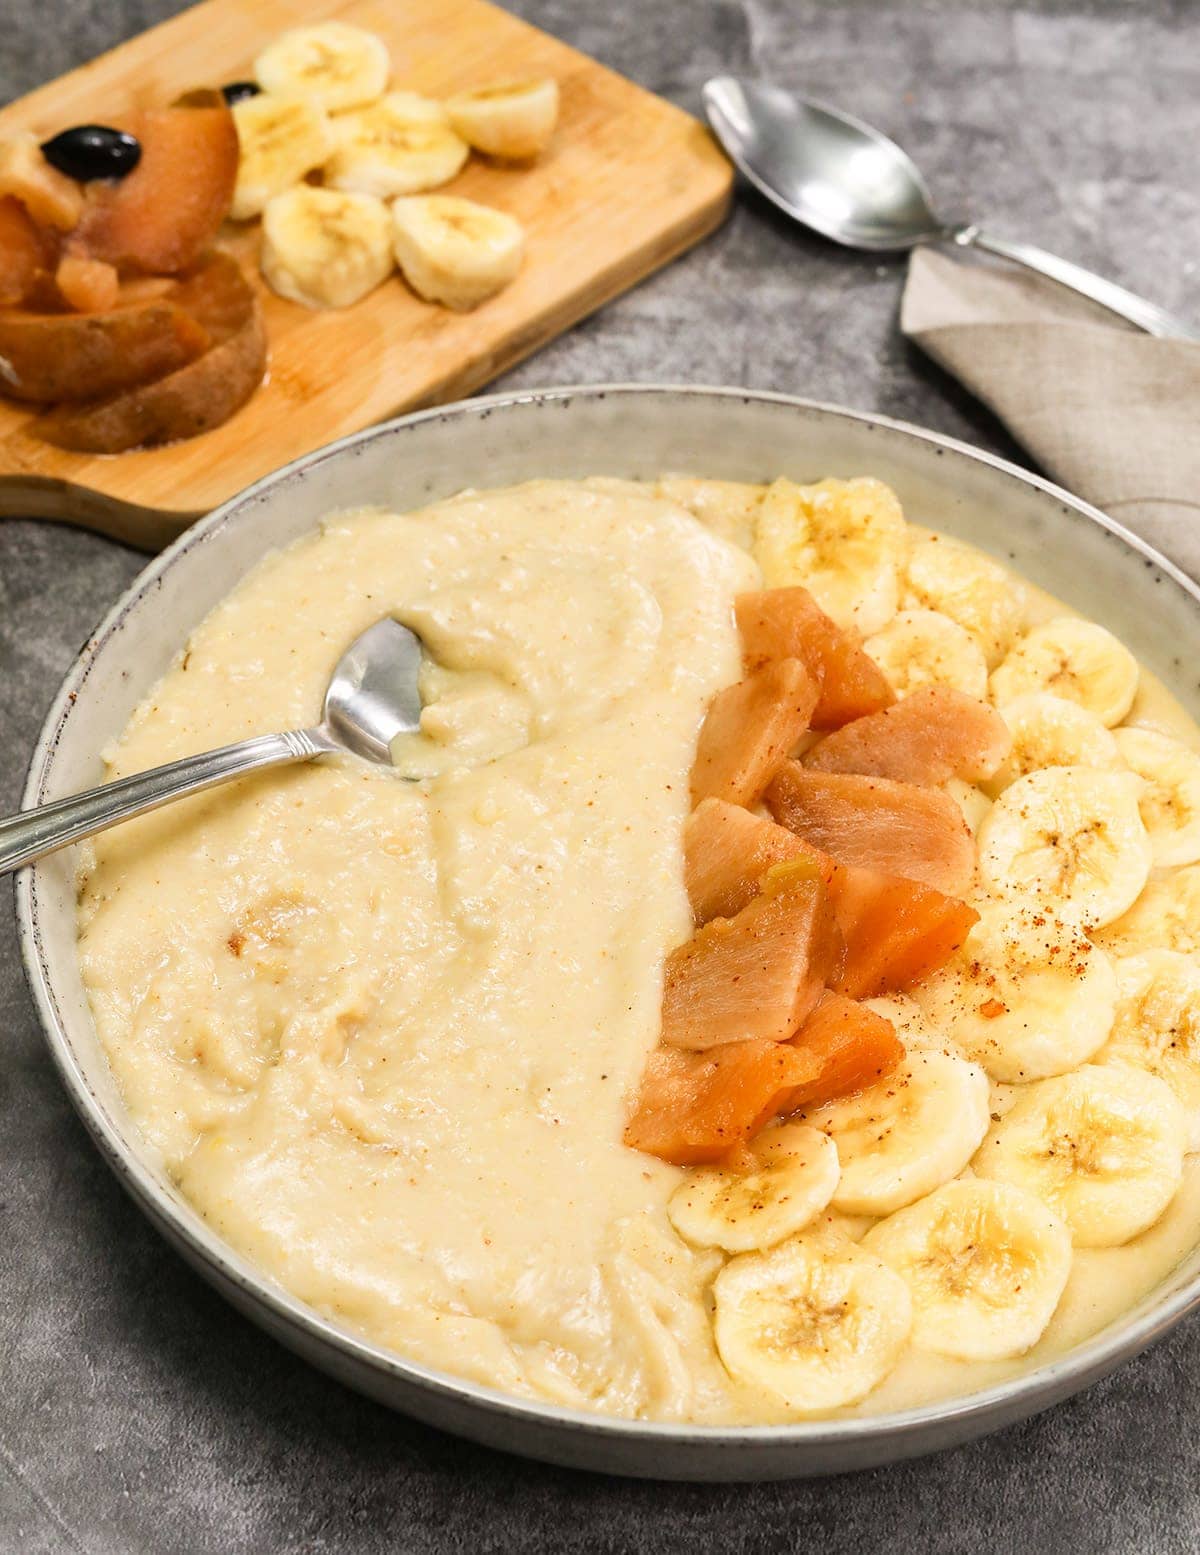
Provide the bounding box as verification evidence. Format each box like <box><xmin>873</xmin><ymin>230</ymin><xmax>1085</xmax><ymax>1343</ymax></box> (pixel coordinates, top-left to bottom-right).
<box><xmin>19</xmin><ymin>387</ymin><xmax>1200</xmax><ymax>1478</ymax></box>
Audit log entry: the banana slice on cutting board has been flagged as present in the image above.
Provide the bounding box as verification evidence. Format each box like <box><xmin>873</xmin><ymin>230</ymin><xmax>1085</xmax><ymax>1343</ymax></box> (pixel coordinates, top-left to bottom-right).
<box><xmin>445</xmin><ymin>77</ymin><xmax>560</xmax><ymax>160</ymax></box>
<box><xmin>391</xmin><ymin>195</ymin><xmax>525</xmax><ymax>310</ymax></box>
<box><xmin>864</xmin><ymin>608</ymin><xmax>988</xmax><ymax>699</ymax></box>
<box><xmin>230</xmin><ymin>95</ymin><xmax>334</xmax><ymax>221</ymax></box>
<box><xmin>1095</xmin><ymin>863</ymin><xmax>1200</xmax><ymax>958</ymax></box>
<box><xmin>325</xmin><ymin>97</ymin><xmax>469</xmax><ymax>198</ymax></box>
<box><xmin>904</xmin><ymin>534</ymin><xmax>1027</xmax><ymax>669</ymax></box>
<box><xmin>754</xmin><ymin>476</ymin><xmax>908</xmax><ymax>637</ymax></box>
<box><xmin>1097</xmin><ymin>950</ymin><xmax>1200</xmax><ymax>1151</ymax></box>
<box><xmin>913</xmin><ymin>898</ymin><xmax>1118</xmax><ymax>1083</ymax></box>
<box><xmin>254</xmin><ymin>23</ymin><xmax>390</xmax><ymax>113</ymax></box>
<box><xmin>1113</xmin><ymin>727</ymin><xmax>1200</xmax><ymax>867</ymax></box>
<box><xmin>983</xmin><ymin>692</ymin><xmax>1122</xmax><ymax>798</ymax></box>
<box><xmin>862</xmin><ymin>1179</ymin><xmax>1072</xmax><ymax>1360</ymax></box>
<box><xmin>667</xmin><ymin>1122</ymin><xmax>839</xmax><ymax>1253</ymax></box>
<box><xmin>990</xmin><ymin>618</ymin><xmax>1140</xmax><ymax>728</ymax></box>
<box><xmin>973</xmin><ymin>1064</ymin><xmax>1185</xmax><ymax>1246</ymax></box>
<box><xmin>372</xmin><ymin>91</ymin><xmax>450</xmax><ymax>125</ymax></box>
<box><xmin>261</xmin><ymin>186</ymin><xmax>393</xmax><ymax>308</ymax></box>
<box><xmin>977</xmin><ymin>766</ymin><xmax>1151</xmax><ymax>929</ymax></box>
<box><xmin>800</xmin><ymin>1050</ymin><xmax>990</xmax><ymax>1216</ymax></box>
<box><xmin>712</xmin><ymin>1232</ymin><xmax>912</xmax><ymax>1412</ymax></box>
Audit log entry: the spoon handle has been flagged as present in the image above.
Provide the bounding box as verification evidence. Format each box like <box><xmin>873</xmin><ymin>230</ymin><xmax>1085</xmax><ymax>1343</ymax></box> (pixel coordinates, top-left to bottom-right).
<box><xmin>957</xmin><ymin>227</ymin><xmax>1200</xmax><ymax>342</ymax></box>
<box><xmin>0</xmin><ymin>729</ymin><xmax>326</xmax><ymax>876</ymax></box>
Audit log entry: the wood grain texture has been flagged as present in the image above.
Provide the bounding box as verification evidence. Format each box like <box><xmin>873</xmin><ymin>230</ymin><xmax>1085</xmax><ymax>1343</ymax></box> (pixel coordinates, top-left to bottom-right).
<box><xmin>0</xmin><ymin>0</ymin><xmax>731</xmax><ymax>536</ymax></box>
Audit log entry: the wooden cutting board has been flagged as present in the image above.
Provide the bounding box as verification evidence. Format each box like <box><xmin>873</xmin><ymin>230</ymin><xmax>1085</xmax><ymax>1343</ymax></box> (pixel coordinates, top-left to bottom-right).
<box><xmin>0</xmin><ymin>0</ymin><xmax>731</xmax><ymax>546</ymax></box>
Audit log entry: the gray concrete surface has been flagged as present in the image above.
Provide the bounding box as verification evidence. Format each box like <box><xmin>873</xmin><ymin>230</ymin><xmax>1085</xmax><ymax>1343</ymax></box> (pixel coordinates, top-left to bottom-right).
<box><xmin>2</xmin><ymin>1</ymin><xmax>1198</xmax><ymax>1550</ymax></box>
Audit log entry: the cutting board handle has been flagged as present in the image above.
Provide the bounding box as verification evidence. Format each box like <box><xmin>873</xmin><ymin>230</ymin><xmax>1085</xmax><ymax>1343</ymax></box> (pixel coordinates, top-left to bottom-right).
<box><xmin>0</xmin><ymin>475</ymin><xmax>195</xmax><ymax>551</ymax></box>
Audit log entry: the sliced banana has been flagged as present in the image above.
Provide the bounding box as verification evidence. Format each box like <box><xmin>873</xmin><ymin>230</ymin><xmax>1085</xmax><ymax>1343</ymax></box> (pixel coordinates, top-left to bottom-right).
<box><xmin>864</xmin><ymin>608</ymin><xmax>988</xmax><ymax>699</ymax></box>
<box><xmin>973</xmin><ymin>1064</ymin><xmax>1185</xmax><ymax>1246</ymax></box>
<box><xmin>391</xmin><ymin>194</ymin><xmax>524</xmax><ymax>310</ymax></box>
<box><xmin>445</xmin><ymin>77</ymin><xmax>560</xmax><ymax>160</ymax></box>
<box><xmin>944</xmin><ymin>776</ymin><xmax>992</xmax><ymax>837</ymax></box>
<box><xmin>667</xmin><ymin>1123</ymin><xmax>839</xmax><ymax>1253</ymax></box>
<box><xmin>977</xmin><ymin>766</ymin><xmax>1151</xmax><ymax>929</ymax></box>
<box><xmin>1113</xmin><ymin>727</ymin><xmax>1200</xmax><ymax>867</ymax></box>
<box><xmin>862</xmin><ymin>1179</ymin><xmax>1072</xmax><ymax>1360</ymax></box>
<box><xmin>754</xmin><ymin>476</ymin><xmax>907</xmax><ymax>637</ymax></box>
<box><xmin>325</xmin><ymin>97</ymin><xmax>469</xmax><ymax>198</ymax></box>
<box><xmin>800</xmin><ymin>1051</ymin><xmax>990</xmax><ymax>1216</ymax></box>
<box><xmin>913</xmin><ymin>898</ymin><xmax>1118</xmax><ymax>1082</ymax></box>
<box><xmin>983</xmin><ymin>691</ymin><xmax>1121</xmax><ymax>798</ymax></box>
<box><xmin>990</xmin><ymin>618</ymin><xmax>1139</xmax><ymax>728</ymax></box>
<box><xmin>862</xmin><ymin>994</ymin><xmax>961</xmax><ymax>1056</ymax></box>
<box><xmin>370</xmin><ymin>90</ymin><xmax>450</xmax><ymax>125</ymax></box>
<box><xmin>904</xmin><ymin>534</ymin><xmax>1026</xmax><ymax>669</ymax></box>
<box><xmin>1097</xmin><ymin>951</ymin><xmax>1200</xmax><ymax>1151</ymax></box>
<box><xmin>230</xmin><ymin>95</ymin><xmax>335</xmax><ymax>221</ymax></box>
<box><xmin>261</xmin><ymin>186</ymin><xmax>393</xmax><ymax>309</ymax></box>
<box><xmin>712</xmin><ymin>1232</ymin><xmax>912</xmax><ymax>1412</ymax></box>
<box><xmin>254</xmin><ymin>22</ymin><xmax>390</xmax><ymax>113</ymax></box>
<box><xmin>1095</xmin><ymin>863</ymin><xmax>1200</xmax><ymax>958</ymax></box>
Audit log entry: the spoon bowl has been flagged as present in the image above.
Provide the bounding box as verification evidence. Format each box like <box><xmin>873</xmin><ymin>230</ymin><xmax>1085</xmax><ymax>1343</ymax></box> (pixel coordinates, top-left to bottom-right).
<box><xmin>703</xmin><ymin>77</ymin><xmax>944</xmax><ymax>251</ymax></box>
<box><xmin>0</xmin><ymin>615</ymin><xmax>426</xmax><ymax>875</ymax></box>
<box><xmin>322</xmin><ymin>615</ymin><xmax>425</xmax><ymax>766</ymax></box>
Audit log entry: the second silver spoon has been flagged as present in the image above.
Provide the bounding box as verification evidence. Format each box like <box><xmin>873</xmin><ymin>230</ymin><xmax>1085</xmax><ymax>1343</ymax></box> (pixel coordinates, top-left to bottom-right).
<box><xmin>704</xmin><ymin>77</ymin><xmax>1200</xmax><ymax>342</ymax></box>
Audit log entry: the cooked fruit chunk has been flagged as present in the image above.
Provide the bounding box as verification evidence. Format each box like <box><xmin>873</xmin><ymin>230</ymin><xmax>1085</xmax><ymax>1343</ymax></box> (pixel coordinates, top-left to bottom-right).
<box><xmin>804</xmin><ymin>685</ymin><xmax>1012</xmax><ymax>786</ymax></box>
<box><xmin>0</xmin><ymin>132</ymin><xmax>82</xmax><ymax>230</ymax></box>
<box><xmin>0</xmin><ymin>296</ymin><xmax>207</xmax><ymax>402</ymax></box>
<box><xmin>690</xmin><ymin>658</ymin><xmax>819</xmax><ymax>807</ymax></box>
<box><xmin>785</xmin><ymin>993</ymin><xmax>905</xmax><ymax>1108</ymax></box>
<box><xmin>0</xmin><ymin>193</ymin><xmax>56</xmax><ymax>305</ymax></box>
<box><xmin>765</xmin><ymin>764</ymin><xmax>975</xmax><ymax>895</ymax></box>
<box><xmin>55</xmin><ymin>254</ymin><xmax>120</xmax><ymax>312</ymax></box>
<box><xmin>662</xmin><ymin>873</ymin><xmax>843</xmax><ymax>1051</ymax></box>
<box><xmin>830</xmin><ymin>865</ymin><xmax>980</xmax><ymax>998</ymax></box>
<box><xmin>736</xmin><ymin>587</ymin><xmax>895</xmax><ymax>730</ymax></box>
<box><xmin>755</xmin><ymin>831</ymin><xmax>978</xmax><ymax>998</ymax></box>
<box><xmin>37</xmin><ymin>252</ymin><xmax>265</xmax><ymax>452</ymax></box>
<box><xmin>623</xmin><ymin>1039</ymin><xmax>825</xmax><ymax>1165</ymax></box>
<box><xmin>684</xmin><ymin>797</ymin><xmax>816</xmax><ymax>924</ymax></box>
<box><xmin>70</xmin><ymin>103</ymin><xmax>238</xmax><ymax>273</ymax></box>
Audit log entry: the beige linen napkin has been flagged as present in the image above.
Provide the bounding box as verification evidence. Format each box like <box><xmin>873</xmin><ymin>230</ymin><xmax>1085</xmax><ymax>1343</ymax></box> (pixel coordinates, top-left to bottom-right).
<box><xmin>901</xmin><ymin>246</ymin><xmax>1200</xmax><ymax>577</ymax></box>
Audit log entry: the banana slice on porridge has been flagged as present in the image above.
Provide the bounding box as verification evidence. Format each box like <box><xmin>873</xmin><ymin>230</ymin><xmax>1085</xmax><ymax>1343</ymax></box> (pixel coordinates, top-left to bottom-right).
<box><xmin>713</xmin><ymin>1233</ymin><xmax>912</xmax><ymax>1412</ymax></box>
<box><xmin>862</xmin><ymin>1179</ymin><xmax>1072</xmax><ymax>1361</ymax></box>
<box><xmin>1113</xmin><ymin>727</ymin><xmax>1200</xmax><ymax>867</ymax></box>
<box><xmin>667</xmin><ymin>1123</ymin><xmax>840</xmax><ymax>1253</ymax></box>
<box><xmin>1096</xmin><ymin>951</ymin><xmax>1200</xmax><ymax>1150</ymax></box>
<box><xmin>864</xmin><ymin>608</ymin><xmax>988</xmax><ymax>699</ymax></box>
<box><xmin>973</xmin><ymin>1065</ymin><xmax>1185</xmax><ymax>1247</ymax></box>
<box><xmin>800</xmin><ymin>1051</ymin><xmax>990</xmax><ymax>1216</ymax></box>
<box><xmin>754</xmin><ymin>476</ymin><xmax>907</xmax><ymax>636</ymax></box>
<box><xmin>904</xmin><ymin>533</ymin><xmax>1027</xmax><ymax>669</ymax></box>
<box><xmin>983</xmin><ymin>692</ymin><xmax>1122</xmax><ymax>797</ymax></box>
<box><xmin>990</xmin><ymin>618</ymin><xmax>1139</xmax><ymax>727</ymax></box>
<box><xmin>977</xmin><ymin>766</ymin><xmax>1151</xmax><ymax>928</ymax></box>
<box><xmin>914</xmin><ymin>899</ymin><xmax>1118</xmax><ymax>1082</ymax></box>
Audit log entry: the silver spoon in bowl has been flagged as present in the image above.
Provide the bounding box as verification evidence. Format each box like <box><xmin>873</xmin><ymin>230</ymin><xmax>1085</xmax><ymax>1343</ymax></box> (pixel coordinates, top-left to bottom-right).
<box><xmin>704</xmin><ymin>77</ymin><xmax>1200</xmax><ymax>342</ymax></box>
<box><xmin>0</xmin><ymin>616</ymin><xmax>425</xmax><ymax>876</ymax></box>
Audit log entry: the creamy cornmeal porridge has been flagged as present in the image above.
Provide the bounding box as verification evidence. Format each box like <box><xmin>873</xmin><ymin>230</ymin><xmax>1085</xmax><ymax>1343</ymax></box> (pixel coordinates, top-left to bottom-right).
<box><xmin>77</xmin><ymin>476</ymin><xmax>1200</xmax><ymax>1424</ymax></box>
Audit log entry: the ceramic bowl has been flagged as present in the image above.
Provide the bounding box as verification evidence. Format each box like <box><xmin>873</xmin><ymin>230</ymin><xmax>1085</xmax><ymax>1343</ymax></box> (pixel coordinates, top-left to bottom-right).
<box><xmin>17</xmin><ymin>385</ymin><xmax>1200</xmax><ymax>1480</ymax></box>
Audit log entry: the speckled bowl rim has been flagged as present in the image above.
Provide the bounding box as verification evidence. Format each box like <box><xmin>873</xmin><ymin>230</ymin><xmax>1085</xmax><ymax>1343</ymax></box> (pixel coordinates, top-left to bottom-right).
<box><xmin>16</xmin><ymin>384</ymin><xmax>1200</xmax><ymax>1475</ymax></box>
